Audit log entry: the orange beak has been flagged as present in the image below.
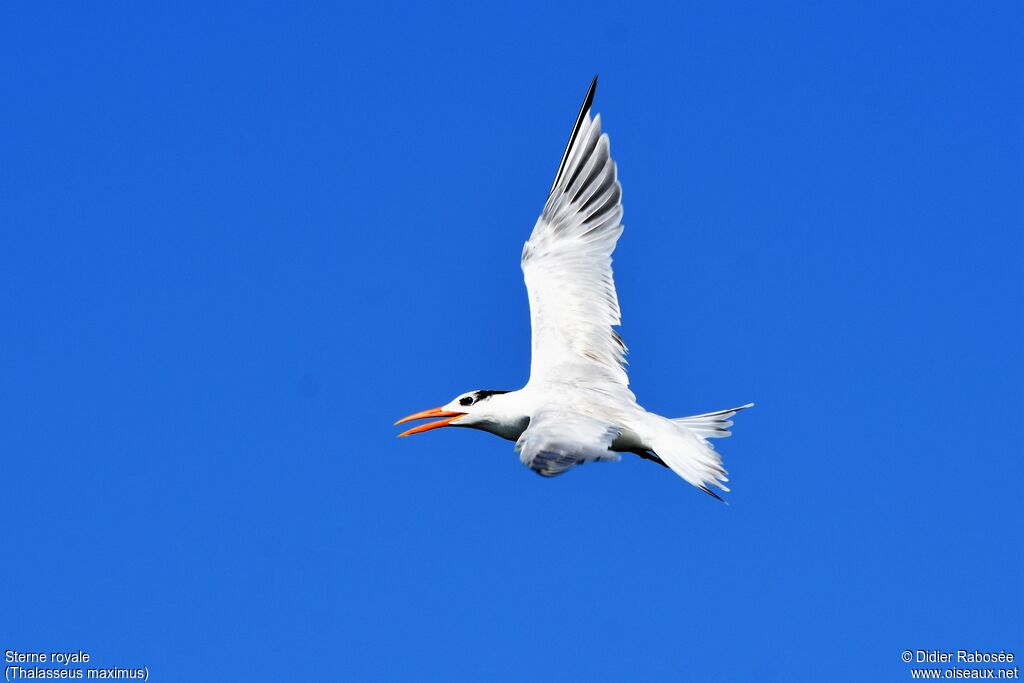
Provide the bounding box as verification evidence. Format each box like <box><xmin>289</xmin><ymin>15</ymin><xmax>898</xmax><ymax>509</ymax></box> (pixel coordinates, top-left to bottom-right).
<box><xmin>394</xmin><ymin>407</ymin><xmax>467</xmax><ymax>437</ymax></box>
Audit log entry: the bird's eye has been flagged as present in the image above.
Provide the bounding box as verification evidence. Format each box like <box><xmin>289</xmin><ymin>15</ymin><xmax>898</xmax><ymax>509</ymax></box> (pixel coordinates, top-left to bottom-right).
<box><xmin>459</xmin><ymin>396</ymin><xmax>474</xmax><ymax>407</ymax></box>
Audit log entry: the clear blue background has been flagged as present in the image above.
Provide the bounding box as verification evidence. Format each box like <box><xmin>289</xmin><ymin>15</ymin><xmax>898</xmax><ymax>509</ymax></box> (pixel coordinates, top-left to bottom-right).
<box><xmin>2</xmin><ymin>2</ymin><xmax>1021</xmax><ymax>681</ymax></box>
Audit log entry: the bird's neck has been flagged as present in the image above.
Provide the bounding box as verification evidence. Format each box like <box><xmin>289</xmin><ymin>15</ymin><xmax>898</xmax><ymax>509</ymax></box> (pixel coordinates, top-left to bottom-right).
<box><xmin>465</xmin><ymin>389</ymin><xmax>531</xmax><ymax>442</ymax></box>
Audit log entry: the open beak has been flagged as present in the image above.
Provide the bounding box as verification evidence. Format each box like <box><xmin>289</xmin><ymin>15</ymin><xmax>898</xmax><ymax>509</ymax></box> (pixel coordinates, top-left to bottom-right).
<box><xmin>394</xmin><ymin>407</ymin><xmax>467</xmax><ymax>437</ymax></box>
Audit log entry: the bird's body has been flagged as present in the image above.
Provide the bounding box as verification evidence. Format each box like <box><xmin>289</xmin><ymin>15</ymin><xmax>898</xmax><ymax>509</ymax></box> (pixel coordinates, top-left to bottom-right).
<box><xmin>396</xmin><ymin>77</ymin><xmax>752</xmax><ymax>500</ymax></box>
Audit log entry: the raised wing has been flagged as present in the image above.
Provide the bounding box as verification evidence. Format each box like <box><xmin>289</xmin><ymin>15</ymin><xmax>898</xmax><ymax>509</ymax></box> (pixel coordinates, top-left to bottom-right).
<box><xmin>515</xmin><ymin>408</ymin><xmax>620</xmax><ymax>477</ymax></box>
<box><xmin>521</xmin><ymin>77</ymin><xmax>632</xmax><ymax>396</ymax></box>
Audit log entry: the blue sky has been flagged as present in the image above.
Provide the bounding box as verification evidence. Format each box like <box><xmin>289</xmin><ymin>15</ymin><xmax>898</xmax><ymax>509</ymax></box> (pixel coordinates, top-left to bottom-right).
<box><xmin>2</xmin><ymin>2</ymin><xmax>1021</xmax><ymax>681</ymax></box>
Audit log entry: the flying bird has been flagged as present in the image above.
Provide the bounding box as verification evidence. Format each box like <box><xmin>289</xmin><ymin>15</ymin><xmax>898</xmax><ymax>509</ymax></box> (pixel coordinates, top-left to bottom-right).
<box><xmin>395</xmin><ymin>77</ymin><xmax>752</xmax><ymax>500</ymax></box>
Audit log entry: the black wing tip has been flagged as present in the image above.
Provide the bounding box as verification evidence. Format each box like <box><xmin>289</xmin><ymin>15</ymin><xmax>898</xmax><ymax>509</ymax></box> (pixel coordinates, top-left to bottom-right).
<box><xmin>579</xmin><ymin>75</ymin><xmax>598</xmax><ymax>126</ymax></box>
<box><xmin>586</xmin><ymin>74</ymin><xmax>598</xmax><ymax>108</ymax></box>
<box><xmin>699</xmin><ymin>485</ymin><xmax>727</xmax><ymax>503</ymax></box>
<box><xmin>625</xmin><ymin>448</ymin><xmax>669</xmax><ymax>469</ymax></box>
<box><xmin>548</xmin><ymin>75</ymin><xmax>601</xmax><ymax>196</ymax></box>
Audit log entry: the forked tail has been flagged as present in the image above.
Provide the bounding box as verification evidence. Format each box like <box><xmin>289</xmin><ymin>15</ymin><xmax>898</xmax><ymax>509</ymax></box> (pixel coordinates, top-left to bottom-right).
<box><xmin>646</xmin><ymin>403</ymin><xmax>754</xmax><ymax>501</ymax></box>
<box><xmin>673</xmin><ymin>403</ymin><xmax>755</xmax><ymax>440</ymax></box>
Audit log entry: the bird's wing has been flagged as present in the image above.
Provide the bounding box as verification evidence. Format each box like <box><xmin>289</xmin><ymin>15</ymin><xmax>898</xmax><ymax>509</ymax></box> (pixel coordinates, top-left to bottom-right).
<box><xmin>515</xmin><ymin>408</ymin><xmax>620</xmax><ymax>477</ymax></box>
<box><xmin>521</xmin><ymin>77</ymin><xmax>632</xmax><ymax>397</ymax></box>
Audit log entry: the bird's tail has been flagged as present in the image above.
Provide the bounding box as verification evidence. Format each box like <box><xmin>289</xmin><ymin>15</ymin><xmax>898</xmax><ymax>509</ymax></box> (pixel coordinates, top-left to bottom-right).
<box><xmin>645</xmin><ymin>403</ymin><xmax>754</xmax><ymax>501</ymax></box>
<box><xmin>672</xmin><ymin>403</ymin><xmax>754</xmax><ymax>440</ymax></box>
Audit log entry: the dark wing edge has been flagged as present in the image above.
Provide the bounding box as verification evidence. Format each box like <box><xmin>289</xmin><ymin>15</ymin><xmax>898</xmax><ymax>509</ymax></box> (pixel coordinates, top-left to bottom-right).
<box><xmin>548</xmin><ymin>75</ymin><xmax>598</xmax><ymax>196</ymax></box>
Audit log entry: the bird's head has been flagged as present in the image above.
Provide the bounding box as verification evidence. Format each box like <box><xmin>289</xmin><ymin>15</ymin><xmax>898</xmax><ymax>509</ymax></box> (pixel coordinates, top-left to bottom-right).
<box><xmin>394</xmin><ymin>390</ymin><xmax>511</xmax><ymax>437</ymax></box>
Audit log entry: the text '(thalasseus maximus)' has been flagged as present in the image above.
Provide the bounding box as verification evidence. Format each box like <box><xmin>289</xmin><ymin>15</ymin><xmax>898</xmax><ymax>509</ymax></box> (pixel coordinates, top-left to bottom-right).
<box><xmin>396</xmin><ymin>77</ymin><xmax>753</xmax><ymax>500</ymax></box>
